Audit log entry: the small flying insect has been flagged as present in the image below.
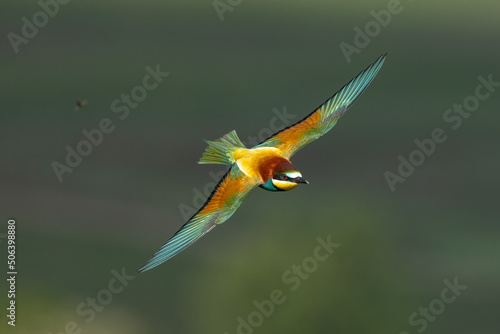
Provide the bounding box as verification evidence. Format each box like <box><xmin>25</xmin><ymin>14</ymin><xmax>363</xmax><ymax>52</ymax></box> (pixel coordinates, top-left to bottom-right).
<box><xmin>75</xmin><ymin>100</ymin><xmax>88</xmax><ymax>111</ymax></box>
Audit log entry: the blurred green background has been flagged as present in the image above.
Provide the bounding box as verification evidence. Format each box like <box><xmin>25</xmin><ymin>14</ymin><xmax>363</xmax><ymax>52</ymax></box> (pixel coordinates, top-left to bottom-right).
<box><xmin>1</xmin><ymin>0</ymin><xmax>499</xmax><ymax>333</ymax></box>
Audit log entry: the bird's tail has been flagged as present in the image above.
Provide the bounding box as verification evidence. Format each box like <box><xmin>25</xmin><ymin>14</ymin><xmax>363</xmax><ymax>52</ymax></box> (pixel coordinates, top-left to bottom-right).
<box><xmin>198</xmin><ymin>130</ymin><xmax>246</xmax><ymax>165</ymax></box>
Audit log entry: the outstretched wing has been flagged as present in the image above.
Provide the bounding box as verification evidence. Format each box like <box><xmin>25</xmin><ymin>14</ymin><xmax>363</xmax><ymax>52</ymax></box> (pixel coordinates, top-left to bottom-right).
<box><xmin>138</xmin><ymin>164</ymin><xmax>258</xmax><ymax>273</ymax></box>
<box><xmin>258</xmin><ymin>54</ymin><xmax>386</xmax><ymax>157</ymax></box>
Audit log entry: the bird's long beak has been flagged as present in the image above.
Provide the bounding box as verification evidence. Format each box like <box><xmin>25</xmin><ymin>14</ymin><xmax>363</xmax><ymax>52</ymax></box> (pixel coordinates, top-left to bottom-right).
<box><xmin>293</xmin><ymin>177</ymin><xmax>309</xmax><ymax>184</ymax></box>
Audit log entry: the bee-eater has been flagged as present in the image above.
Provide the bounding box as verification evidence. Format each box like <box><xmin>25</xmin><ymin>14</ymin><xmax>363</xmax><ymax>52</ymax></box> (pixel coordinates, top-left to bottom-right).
<box><xmin>138</xmin><ymin>54</ymin><xmax>386</xmax><ymax>272</ymax></box>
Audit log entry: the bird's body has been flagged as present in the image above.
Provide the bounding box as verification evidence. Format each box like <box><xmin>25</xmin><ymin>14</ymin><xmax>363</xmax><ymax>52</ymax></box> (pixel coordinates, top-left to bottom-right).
<box><xmin>232</xmin><ymin>146</ymin><xmax>297</xmax><ymax>186</ymax></box>
<box><xmin>233</xmin><ymin>146</ymin><xmax>285</xmax><ymax>180</ymax></box>
<box><xmin>138</xmin><ymin>54</ymin><xmax>387</xmax><ymax>273</ymax></box>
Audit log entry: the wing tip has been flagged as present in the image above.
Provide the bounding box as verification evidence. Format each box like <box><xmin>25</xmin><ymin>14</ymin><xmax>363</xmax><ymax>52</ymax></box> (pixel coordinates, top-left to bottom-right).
<box><xmin>369</xmin><ymin>53</ymin><xmax>388</xmax><ymax>76</ymax></box>
<box><xmin>137</xmin><ymin>260</ymin><xmax>156</xmax><ymax>273</ymax></box>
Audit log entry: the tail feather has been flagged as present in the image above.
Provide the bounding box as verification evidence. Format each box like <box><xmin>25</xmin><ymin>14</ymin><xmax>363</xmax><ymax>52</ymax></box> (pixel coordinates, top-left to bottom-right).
<box><xmin>198</xmin><ymin>130</ymin><xmax>246</xmax><ymax>165</ymax></box>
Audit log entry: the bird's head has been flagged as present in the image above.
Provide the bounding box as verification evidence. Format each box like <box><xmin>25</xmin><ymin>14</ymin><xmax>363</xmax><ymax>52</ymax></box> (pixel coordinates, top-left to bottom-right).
<box><xmin>261</xmin><ymin>170</ymin><xmax>309</xmax><ymax>192</ymax></box>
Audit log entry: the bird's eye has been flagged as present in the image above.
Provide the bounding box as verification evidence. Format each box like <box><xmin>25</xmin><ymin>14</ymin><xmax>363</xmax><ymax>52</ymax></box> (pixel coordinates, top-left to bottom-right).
<box><xmin>282</xmin><ymin>174</ymin><xmax>288</xmax><ymax>180</ymax></box>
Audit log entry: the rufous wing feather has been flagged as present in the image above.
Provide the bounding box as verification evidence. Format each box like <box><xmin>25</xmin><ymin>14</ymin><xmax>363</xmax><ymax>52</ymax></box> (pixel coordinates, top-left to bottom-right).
<box><xmin>258</xmin><ymin>54</ymin><xmax>386</xmax><ymax>157</ymax></box>
<box><xmin>138</xmin><ymin>164</ymin><xmax>258</xmax><ymax>272</ymax></box>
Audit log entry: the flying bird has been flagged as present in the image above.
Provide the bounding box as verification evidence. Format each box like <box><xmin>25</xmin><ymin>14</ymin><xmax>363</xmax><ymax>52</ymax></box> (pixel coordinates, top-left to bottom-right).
<box><xmin>138</xmin><ymin>54</ymin><xmax>386</xmax><ymax>272</ymax></box>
